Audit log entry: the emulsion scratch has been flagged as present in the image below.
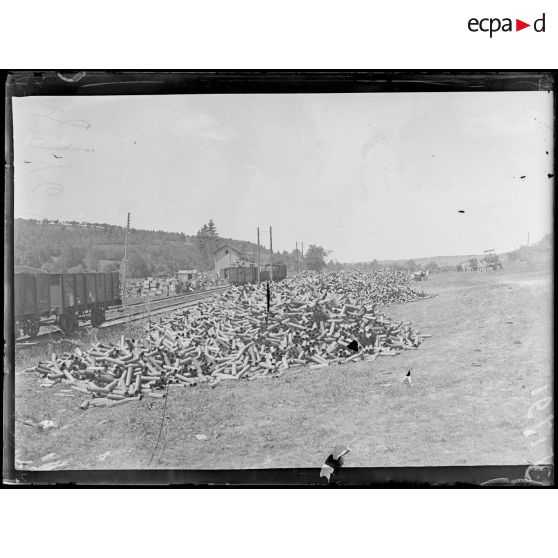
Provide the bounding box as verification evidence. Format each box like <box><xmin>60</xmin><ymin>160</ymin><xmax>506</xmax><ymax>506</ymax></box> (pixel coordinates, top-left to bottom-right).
<box><xmin>32</xmin><ymin>103</ymin><xmax>91</xmax><ymax>130</ymax></box>
<box><xmin>28</xmin><ymin>165</ymin><xmax>71</xmax><ymax>174</ymax></box>
<box><xmin>32</xmin><ymin>182</ymin><xmax>64</xmax><ymax>196</ymax></box>
<box><xmin>80</xmin><ymin>81</ymin><xmax>165</xmax><ymax>88</ymax></box>
<box><xmin>56</xmin><ymin>71</ymin><xmax>87</xmax><ymax>83</ymax></box>
<box><xmin>29</xmin><ymin>137</ymin><xmax>71</xmax><ymax>150</ymax></box>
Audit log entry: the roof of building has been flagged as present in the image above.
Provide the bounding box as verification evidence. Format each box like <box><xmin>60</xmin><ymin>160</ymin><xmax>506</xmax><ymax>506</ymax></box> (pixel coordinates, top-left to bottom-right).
<box><xmin>214</xmin><ymin>244</ymin><xmax>243</xmax><ymax>256</ymax></box>
<box><xmin>214</xmin><ymin>244</ymin><xmax>253</xmax><ymax>262</ymax></box>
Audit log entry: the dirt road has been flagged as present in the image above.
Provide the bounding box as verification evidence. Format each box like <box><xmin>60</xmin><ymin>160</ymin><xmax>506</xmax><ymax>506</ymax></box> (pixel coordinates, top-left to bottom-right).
<box><xmin>14</xmin><ymin>267</ymin><xmax>552</xmax><ymax>470</ymax></box>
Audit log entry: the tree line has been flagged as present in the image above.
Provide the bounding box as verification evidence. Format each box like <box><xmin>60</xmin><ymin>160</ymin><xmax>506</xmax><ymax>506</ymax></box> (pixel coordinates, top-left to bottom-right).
<box><xmin>16</xmin><ymin>217</ymin><xmax>451</xmax><ymax>277</ymax></box>
<box><xmin>14</xmin><ymin>218</ymin><xmax>333</xmax><ymax>278</ymax></box>
<box><xmin>330</xmin><ymin>258</ymin><xmax>451</xmax><ymax>273</ymax></box>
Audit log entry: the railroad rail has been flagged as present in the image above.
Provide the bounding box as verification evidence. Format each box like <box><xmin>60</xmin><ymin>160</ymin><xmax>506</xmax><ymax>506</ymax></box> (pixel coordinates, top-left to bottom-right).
<box><xmin>107</xmin><ymin>286</ymin><xmax>228</xmax><ymax>320</ymax></box>
<box><xmin>102</xmin><ymin>286</ymin><xmax>229</xmax><ymax>326</ymax></box>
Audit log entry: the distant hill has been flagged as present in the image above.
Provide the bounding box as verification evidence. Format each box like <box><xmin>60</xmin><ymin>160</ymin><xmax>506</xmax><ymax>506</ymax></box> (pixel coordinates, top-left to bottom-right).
<box><xmin>501</xmin><ymin>234</ymin><xmax>552</xmax><ymax>270</ymax></box>
<box><xmin>13</xmin><ymin>218</ymin><xmax>293</xmax><ymax>278</ymax></box>
<box><xmin>15</xmin><ymin>217</ymin><xmax>550</xmax><ymax>277</ymax></box>
<box><xmin>378</xmin><ymin>254</ymin><xmax>473</xmax><ymax>268</ymax></box>
<box><xmin>350</xmin><ymin>234</ymin><xmax>552</xmax><ymax>272</ymax></box>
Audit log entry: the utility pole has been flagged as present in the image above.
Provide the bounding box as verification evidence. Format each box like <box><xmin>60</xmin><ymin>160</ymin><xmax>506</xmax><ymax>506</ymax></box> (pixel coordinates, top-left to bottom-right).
<box><xmin>257</xmin><ymin>227</ymin><xmax>261</xmax><ymax>283</ymax></box>
<box><xmin>122</xmin><ymin>212</ymin><xmax>131</xmax><ymax>304</ymax></box>
<box><xmin>301</xmin><ymin>242</ymin><xmax>304</xmax><ymax>271</ymax></box>
<box><xmin>527</xmin><ymin>232</ymin><xmax>530</xmax><ymax>246</ymax></box>
<box><xmin>296</xmin><ymin>241</ymin><xmax>299</xmax><ymax>274</ymax></box>
<box><xmin>269</xmin><ymin>226</ymin><xmax>273</xmax><ymax>282</ymax></box>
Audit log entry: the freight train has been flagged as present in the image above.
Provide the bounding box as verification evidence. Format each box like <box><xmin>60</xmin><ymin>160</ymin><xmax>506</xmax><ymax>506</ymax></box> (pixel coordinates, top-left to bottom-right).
<box><xmin>223</xmin><ymin>263</ymin><xmax>287</xmax><ymax>286</ymax></box>
<box><xmin>14</xmin><ymin>267</ymin><xmax>121</xmax><ymax>336</ymax></box>
<box><xmin>259</xmin><ymin>263</ymin><xmax>287</xmax><ymax>283</ymax></box>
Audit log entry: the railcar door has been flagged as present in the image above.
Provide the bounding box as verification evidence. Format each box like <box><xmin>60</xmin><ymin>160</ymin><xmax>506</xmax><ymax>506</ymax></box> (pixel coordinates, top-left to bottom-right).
<box><xmin>50</xmin><ymin>274</ymin><xmax>63</xmax><ymax>313</ymax></box>
<box><xmin>63</xmin><ymin>274</ymin><xmax>77</xmax><ymax>308</ymax></box>
<box><xmin>86</xmin><ymin>273</ymin><xmax>97</xmax><ymax>303</ymax></box>
<box><xmin>111</xmin><ymin>272</ymin><xmax>121</xmax><ymax>303</ymax></box>
<box><xmin>21</xmin><ymin>274</ymin><xmax>37</xmax><ymax>315</ymax></box>
<box><xmin>95</xmin><ymin>274</ymin><xmax>107</xmax><ymax>303</ymax></box>
<box><xmin>75</xmin><ymin>273</ymin><xmax>87</xmax><ymax>307</ymax></box>
<box><xmin>14</xmin><ymin>274</ymin><xmax>25</xmax><ymax>318</ymax></box>
<box><xmin>36</xmin><ymin>274</ymin><xmax>51</xmax><ymax>315</ymax></box>
<box><xmin>104</xmin><ymin>273</ymin><xmax>113</xmax><ymax>302</ymax></box>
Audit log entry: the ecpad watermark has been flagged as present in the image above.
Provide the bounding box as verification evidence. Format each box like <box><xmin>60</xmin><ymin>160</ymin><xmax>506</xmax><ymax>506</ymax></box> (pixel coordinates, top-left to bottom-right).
<box><xmin>468</xmin><ymin>13</ymin><xmax>546</xmax><ymax>37</ymax></box>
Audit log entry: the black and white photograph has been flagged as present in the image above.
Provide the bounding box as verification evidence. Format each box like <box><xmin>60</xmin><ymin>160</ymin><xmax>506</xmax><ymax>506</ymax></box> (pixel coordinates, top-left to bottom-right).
<box><xmin>5</xmin><ymin>72</ymin><xmax>554</xmax><ymax>484</ymax></box>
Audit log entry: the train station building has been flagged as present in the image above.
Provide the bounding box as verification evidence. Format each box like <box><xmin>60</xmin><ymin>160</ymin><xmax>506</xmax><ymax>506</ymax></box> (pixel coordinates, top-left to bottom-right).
<box><xmin>213</xmin><ymin>245</ymin><xmax>255</xmax><ymax>278</ymax></box>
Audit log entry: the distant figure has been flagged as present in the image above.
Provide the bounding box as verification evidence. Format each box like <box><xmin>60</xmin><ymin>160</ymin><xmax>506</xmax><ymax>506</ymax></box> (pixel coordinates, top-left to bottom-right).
<box><xmin>403</xmin><ymin>370</ymin><xmax>412</xmax><ymax>385</ymax></box>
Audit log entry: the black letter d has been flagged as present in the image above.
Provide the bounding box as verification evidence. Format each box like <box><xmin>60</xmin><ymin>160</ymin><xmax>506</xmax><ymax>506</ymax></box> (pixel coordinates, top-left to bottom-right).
<box><xmin>534</xmin><ymin>13</ymin><xmax>545</xmax><ymax>32</ymax></box>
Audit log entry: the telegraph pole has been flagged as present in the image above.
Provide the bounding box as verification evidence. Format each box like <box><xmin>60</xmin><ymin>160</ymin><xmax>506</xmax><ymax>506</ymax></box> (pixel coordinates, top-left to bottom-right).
<box><xmin>527</xmin><ymin>232</ymin><xmax>530</xmax><ymax>246</ymax></box>
<box><xmin>257</xmin><ymin>227</ymin><xmax>261</xmax><ymax>283</ymax></box>
<box><xmin>301</xmin><ymin>242</ymin><xmax>304</xmax><ymax>271</ymax></box>
<box><xmin>122</xmin><ymin>212</ymin><xmax>131</xmax><ymax>304</ymax></box>
<box><xmin>269</xmin><ymin>226</ymin><xmax>273</xmax><ymax>282</ymax></box>
<box><xmin>211</xmin><ymin>233</ymin><xmax>214</xmax><ymax>273</ymax></box>
<box><xmin>296</xmin><ymin>241</ymin><xmax>299</xmax><ymax>274</ymax></box>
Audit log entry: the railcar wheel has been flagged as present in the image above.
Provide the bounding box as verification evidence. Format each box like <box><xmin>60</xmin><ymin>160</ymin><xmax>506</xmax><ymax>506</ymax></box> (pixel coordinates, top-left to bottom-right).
<box><xmin>24</xmin><ymin>319</ymin><xmax>40</xmax><ymax>337</ymax></box>
<box><xmin>90</xmin><ymin>308</ymin><xmax>106</xmax><ymax>327</ymax></box>
<box><xmin>58</xmin><ymin>315</ymin><xmax>69</xmax><ymax>333</ymax></box>
<box><xmin>59</xmin><ymin>314</ymin><xmax>77</xmax><ymax>334</ymax></box>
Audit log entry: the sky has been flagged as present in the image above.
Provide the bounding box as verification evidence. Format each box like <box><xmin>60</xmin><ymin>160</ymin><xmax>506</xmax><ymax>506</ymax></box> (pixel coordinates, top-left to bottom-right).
<box><xmin>13</xmin><ymin>91</ymin><xmax>554</xmax><ymax>262</ymax></box>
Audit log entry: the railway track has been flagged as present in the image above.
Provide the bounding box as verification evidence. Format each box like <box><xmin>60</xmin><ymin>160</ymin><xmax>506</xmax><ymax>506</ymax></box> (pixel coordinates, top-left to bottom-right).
<box><xmin>102</xmin><ymin>286</ymin><xmax>228</xmax><ymax>326</ymax></box>
<box><xmin>107</xmin><ymin>286</ymin><xmax>228</xmax><ymax>321</ymax></box>
<box><xmin>15</xmin><ymin>286</ymin><xmax>229</xmax><ymax>346</ymax></box>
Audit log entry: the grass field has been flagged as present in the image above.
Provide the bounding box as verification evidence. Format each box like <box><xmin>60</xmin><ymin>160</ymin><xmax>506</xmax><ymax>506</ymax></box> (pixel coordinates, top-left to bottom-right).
<box><xmin>14</xmin><ymin>266</ymin><xmax>553</xmax><ymax>471</ymax></box>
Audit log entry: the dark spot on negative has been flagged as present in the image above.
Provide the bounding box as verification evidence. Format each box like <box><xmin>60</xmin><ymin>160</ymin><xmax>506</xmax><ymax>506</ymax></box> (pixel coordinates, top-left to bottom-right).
<box><xmin>546</xmin><ymin>151</ymin><xmax>549</xmax><ymax>155</ymax></box>
<box><xmin>520</xmin><ymin>176</ymin><xmax>526</xmax><ymax>179</ymax></box>
<box><xmin>458</xmin><ymin>210</ymin><xmax>465</xmax><ymax>213</ymax></box>
<box><xmin>548</xmin><ymin>174</ymin><xmax>554</xmax><ymax>179</ymax></box>
<box><xmin>347</xmin><ymin>340</ymin><xmax>359</xmax><ymax>352</ymax></box>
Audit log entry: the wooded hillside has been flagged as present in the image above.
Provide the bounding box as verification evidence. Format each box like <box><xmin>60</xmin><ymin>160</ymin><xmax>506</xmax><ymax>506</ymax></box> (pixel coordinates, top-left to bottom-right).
<box><xmin>13</xmin><ymin>218</ymin><xmax>308</xmax><ymax>277</ymax></box>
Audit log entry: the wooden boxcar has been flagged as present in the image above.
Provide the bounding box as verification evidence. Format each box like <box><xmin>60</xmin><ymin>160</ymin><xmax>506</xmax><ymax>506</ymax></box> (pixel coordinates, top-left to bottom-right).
<box><xmin>259</xmin><ymin>263</ymin><xmax>287</xmax><ymax>282</ymax></box>
<box><xmin>225</xmin><ymin>263</ymin><xmax>287</xmax><ymax>285</ymax></box>
<box><xmin>224</xmin><ymin>266</ymin><xmax>258</xmax><ymax>286</ymax></box>
<box><xmin>14</xmin><ymin>270</ymin><xmax>121</xmax><ymax>336</ymax></box>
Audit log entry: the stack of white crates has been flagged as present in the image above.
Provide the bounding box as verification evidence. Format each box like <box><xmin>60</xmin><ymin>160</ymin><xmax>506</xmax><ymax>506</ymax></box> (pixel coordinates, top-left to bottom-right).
<box><xmin>142</xmin><ymin>277</ymin><xmax>179</xmax><ymax>297</ymax></box>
